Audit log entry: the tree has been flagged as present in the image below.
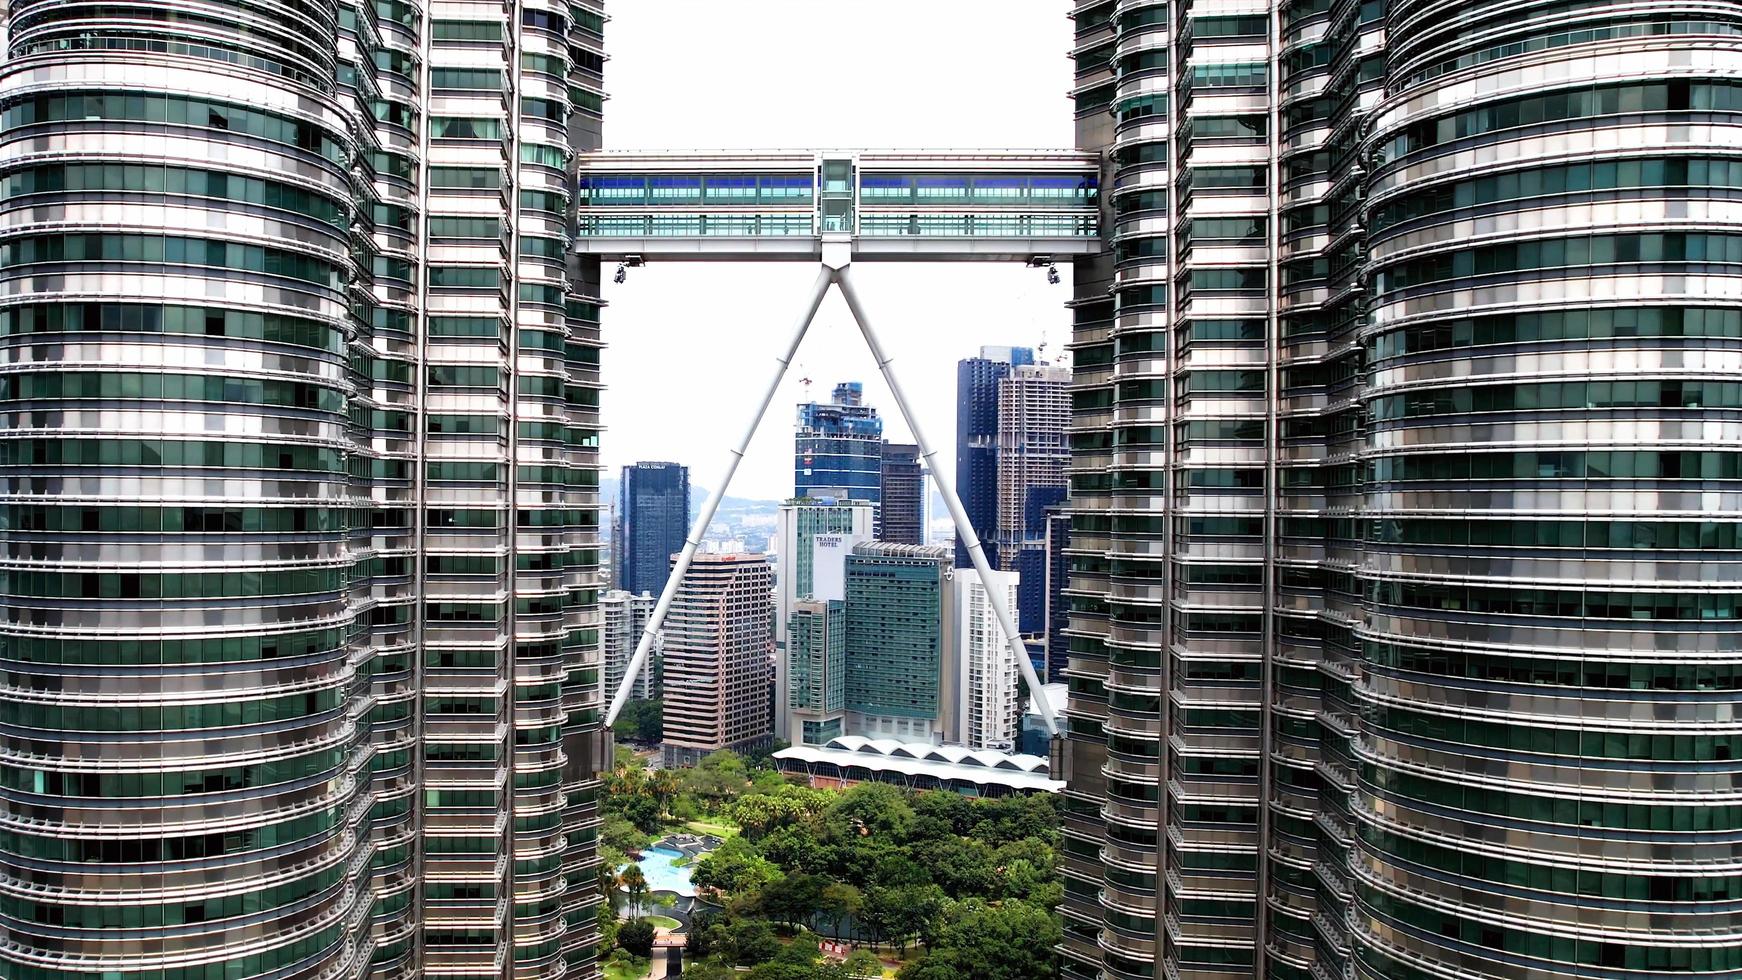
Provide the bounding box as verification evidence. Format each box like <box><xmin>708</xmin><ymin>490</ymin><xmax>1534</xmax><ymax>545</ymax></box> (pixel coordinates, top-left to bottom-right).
<box><xmin>594</xmin><ymin>902</ymin><xmax>619</xmax><ymax>954</ymax></box>
<box><xmin>991</xmin><ymin>836</ymin><xmax>1054</xmax><ymax>871</ymax></box>
<box><xmin>619</xmin><ymin>793</ymin><xmax>663</xmax><ymax>835</ymax></box>
<box><xmin>897</xmin><ymin>958</ymin><xmax>966</xmax><ymax>980</ymax></box>
<box><xmin>871</xmin><ymin>852</ymin><xmax>932</xmax><ymax>890</ymax></box>
<box><xmin>616</xmin><ymin>917</ymin><xmax>656</xmax><ymax>958</ymax></box>
<box><xmin>757</xmin><ymin>824</ymin><xmax>829</xmax><ymax>872</ymax></box>
<box><xmin>687</xmin><ymin>910</ymin><xmax>728</xmax><ymax>958</ymax></box>
<box><xmin>862</xmin><ymin>883</ymin><xmax>943</xmax><ymax>954</ymax></box>
<box><xmin>728</xmin><ymin>918</ymin><xmax>781</xmax><ymax>966</ymax></box>
<box><xmin>683</xmin><ymin>749</ymin><xmax>750</xmax><ymax>809</ymax></box>
<box><xmin>824</xmin><ymin>836</ymin><xmax>903</xmax><ymax>888</ymax></box>
<box><xmin>817</xmin><ymin>880</ymin><xmax>862</xmax><ymax>940</ymax></box>
<box><xmin>968</xmin><ymin>794</ymin><xmax>1060</xmax><ymax>848</ymax></box>
<box><xmin>912</xmin><ymin>791</ymin><xmax>974</xmax><ymax>836</ymax></box>
<box><xmin>598</xmin><ymin>845</ymin><xmax>626</xmax><ymax>894</ymax></box>
<box><xmin>602</xmin><ymin>814</ymin><xmax>649</xmax><ymax>855</ymax></box>
<box><xmin>648</xmin><ymin>766</ymin><xmax>680</xmax><ymax>804</ymax></box>
<box><xmin>843</xmin><ymin>948</ymin><xmax>884</xmax><ymax>978</ymax></box>
<box><xmin>913</xmin><ymin>838</ymin><xmax>995</xmax><ymax>898</ymax></box>
<box><xmin>996</xmin><ymin>858</ymin><xmax>1062</xmax><ymax>908</ymax></box>
<box><xmin>885</xmin><ymin>884</ymin><xmax>945</xmax><ymax>954</ymax></box>
<box><xmin>827</xmin><ymin>782</ymin><xmax>913</xmax><ymax>839</ymax></box>
<box><xmin>613</xmin><ymin>698</ymin><xmax>663</xmax><ymax>743</ymax></box>
<box><xmin>620</xmin><ymin>863</ymin><xmax>648</xmax><ymax>919</ymax></box>
<box><xmin>760</xmin><ymin>872</ymin><xmax>826</xmax><ymax>930</ymax></box>
<box><xmin>773</xmin><ymin>931</ymin><xmax>822</xmax><ymax>966</ymax></box>
<box><xmin>897</xmin><ymin>898</ymin><xmax>1061</xmax><ymax>980</ymax></box>
<box><xmin>730</xmin><ymin>783</ymin><xmax>831</xmax><ymax>838</ymax></box>
<box><xmin>691</xmin><ymin>836</ymin><xmax>782</xmax><ymax>896</ymax></box>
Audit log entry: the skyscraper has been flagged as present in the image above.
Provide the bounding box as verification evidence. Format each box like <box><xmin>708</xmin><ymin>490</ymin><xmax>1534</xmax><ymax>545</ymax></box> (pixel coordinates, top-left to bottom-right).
<box><xmin>786</xmin><ymin>599</ymin><xmax>848</xmax><ymax>747</ymax></box>
<box><xmin>0</xmin><ymin>4</ymin><xmax>607</xmax><ymax>980</ymax></box>
<box><xmin>843</xmin><ymin>542</ymin><xmax>957</xmax><ymax>742</ymax></box>
<box><xmin>795</xmin><ymin>381</ymin><xmax>883</xmax><ymax>507</ymax></box>
<box><xmin>9</xmin><ymin>5</ymin><xmax>1738</xmax><ymax>980</ymax></box>
<box><xmin>1059</xmin><ymin>3</ymin><xmax>1742</xmax><ymax>979</ymax></box>
<box><xmin>660</xmin><ymin>553</ymin><xmax>776</xmax><ymax>767</ymax></box>
<box><xmin>878</xmin><ymin>440</ymin><xmax>924</xmax><ymax>544</ymax></box>
<box><xmin>603</xmin><ymin>589</ymin><xmax>658</xmax><ymax>702</ymax></box>
<box><xmin>773</xmin><ymin>496</ymin><xmax>873</xmax><ymax>739</ymax></box>
<box><xmin>995</xmin><ymin>362</ymin><xmax>1072</xmax><ymax>635</ymax></box>
<box><xmin>617</xmin><ymin>461</ymin><xmax>691</xmax><ymax>598</ymax></box>
<box><xmin>953</xmin><ymin>568</ymin><xmax>1021</xmax><ymax>750</ymax></box>
<box><xmin>954</xmin><ymin>346</ymin><xmax>1034</xmax><ymax>567</ymax></box>
<box><xmin>1041</xmin><ymin>506</ymin><xmax>1072</xmax><ymax>684</ymax></box>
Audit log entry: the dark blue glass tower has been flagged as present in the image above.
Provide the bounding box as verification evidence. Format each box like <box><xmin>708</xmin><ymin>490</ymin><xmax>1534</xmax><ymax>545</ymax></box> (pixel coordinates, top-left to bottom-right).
<box><xmin>795</xmin><ymin>381</ymin><xmax>883</xmax><ymax>506</ymax></box>
<box><xmin>616</xmin><ymin>461</ymin><xmax>690</xmax><ymax>597</ymax></box>
<box><xmin>953</xmin><ymin>345</ymin><xmax>1033</xmax><ymax>567</ymax></box>
<box><xmin>1043</xmin><ymin>505</ymin><xmax>1070</xmax><ymax>684</ymax></box>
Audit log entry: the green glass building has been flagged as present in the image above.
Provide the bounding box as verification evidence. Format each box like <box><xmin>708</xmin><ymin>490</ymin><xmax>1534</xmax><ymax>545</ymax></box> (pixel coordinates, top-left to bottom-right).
<box><xmin>786</xmin><ymin>599</ymin><xmax>847</xmax><ymax>746</ymax></box>
<box><xmin>843</xmin><ymin>543</ymin><xmax>957</xmax><ymax>742</ymax></box>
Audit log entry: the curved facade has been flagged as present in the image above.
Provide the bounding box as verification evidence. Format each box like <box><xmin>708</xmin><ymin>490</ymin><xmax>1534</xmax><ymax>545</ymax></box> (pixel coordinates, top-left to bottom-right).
<box><xmin>1064</xmin><ymin>1</ymin><xmax>1742</xmax><ymax>979</ymax></box>
<box><xmin>0</xmin><ymin>1</ymin><xmax>608</xmax><ymax>979</ymax></box>
<box><xmin>1358</xmin><ymin>3</ymin><xmax>1742</xmax><ymax>978</ymax></box>
<box><xmin>0</xmin><ymin>3</ymin><xmax>370</xmax><ymax>980</ymax></box>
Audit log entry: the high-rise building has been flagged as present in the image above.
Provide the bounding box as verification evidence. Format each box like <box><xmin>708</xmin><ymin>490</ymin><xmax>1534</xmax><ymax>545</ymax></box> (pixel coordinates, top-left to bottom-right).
<box><xmin>795</xmin><ymin>381</ymin><xmax>883</xmax><ymax>506</ymax></box>
<box><xmin>0</xmin><ymin>4</ymin><xmax>608</xmax><ymax>980</ymax></box>
<box><xmin>1059</xmin><ymin>4</ymin><xmax>1742</xmax><ymax>980</ymax></box>
<box><xmin>785</xmin><ymin>599</ymin><xmax>847</xmax><ymax>747</ymax></box>
<box><xmin>843</xmin><ymin>542</ymin><xmax>957</xmax><ymax>742</ymax></box>
<box><xmin>996</xmin><ymin>362</ymin><xmax>1072</xmax><ymax>635</ymax></box>
<box><xmin>773</xmin><ymin>496</ymin><xmax>873</xmax><ymax>738</ymax></box>
<box><xmin>660</xmin><ymin>553</ymin><xmax>775</xmax><ymax>768</ymax></box>
<box><xmin>954</xmin><ymin>346</ymin><xmax>1034</xmax><ymax>567</ymax></box>
<box><xmin>953</xmin><ymin>568</ymin><xmax>1020</xmax><ymax>750</ymax></box>
<box><xmin>878</xmin><ymin>440</ymin><xmax>924</xmax><ymax>544</ymax></box>
<box><xmin>11</xmin><ymin>5</ymin><xmax>1739</xmax><ymax>980</ymax></box>
<box><xmin>617</xmin><ymin>461</ymin><xmax>691</xmax><ymax>598</ymax></box>
<box><xmin>603</xmin><ymin>589</ymin><xmax>658</xmax><ymax>701</ymax></box>
<box><xmin>1042</xmin><ymin>506</ymin><xmax>1072</xmax><ymax>684</ymax></box>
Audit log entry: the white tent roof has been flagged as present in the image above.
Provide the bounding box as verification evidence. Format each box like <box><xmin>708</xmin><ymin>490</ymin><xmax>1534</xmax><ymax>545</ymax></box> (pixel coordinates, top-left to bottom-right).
<box><xmin>773</xmin><ymin>736</ymin><xmax>1062</xmax><ymax>792</ymax></box>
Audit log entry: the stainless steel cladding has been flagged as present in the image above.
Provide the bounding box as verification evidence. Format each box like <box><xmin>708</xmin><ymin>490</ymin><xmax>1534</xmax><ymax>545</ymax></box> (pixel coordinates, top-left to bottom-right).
<box><xmin>0</xmin><ymin>1</ymin><xmax>608</xmax><ymax>979</ymax></box>
<box><xmin>1062</xmin><ymin>1</ymin><xmax>1742</xmax><ymax>978</ymax></box>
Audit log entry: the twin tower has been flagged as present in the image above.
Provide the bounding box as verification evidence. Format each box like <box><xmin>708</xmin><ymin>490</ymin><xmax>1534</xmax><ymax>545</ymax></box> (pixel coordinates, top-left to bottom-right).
<box><xmin>1</xmin><ymin>2</ymin><xmax>1738</xmax><ymax>980</ymax></box>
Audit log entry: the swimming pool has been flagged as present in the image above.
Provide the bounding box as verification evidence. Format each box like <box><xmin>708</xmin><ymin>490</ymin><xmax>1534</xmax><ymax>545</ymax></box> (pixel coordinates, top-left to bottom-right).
<box><xmin>629</xmin><ymin>846</ymin><xmax>694</xmax><ymax>897</ymax></box>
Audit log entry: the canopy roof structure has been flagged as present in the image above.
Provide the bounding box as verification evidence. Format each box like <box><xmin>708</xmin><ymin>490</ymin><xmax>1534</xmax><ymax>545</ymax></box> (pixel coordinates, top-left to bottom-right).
<box><xmin>773</xmin><ymin>736</ymin><xmax>1065</xmax><ymax>794</ymax></box>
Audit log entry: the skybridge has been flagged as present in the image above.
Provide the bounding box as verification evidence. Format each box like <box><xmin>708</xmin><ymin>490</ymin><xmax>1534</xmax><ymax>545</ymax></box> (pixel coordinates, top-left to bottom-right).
<box><xmin>572</xmin><ymin>149</ymin><xmax>1102</xmax><ymax>262</ymax></box>
<box><xmin>589</xmin><ymin>147</ymin><xmax>1101</xmax><ymax>738</ymax></box>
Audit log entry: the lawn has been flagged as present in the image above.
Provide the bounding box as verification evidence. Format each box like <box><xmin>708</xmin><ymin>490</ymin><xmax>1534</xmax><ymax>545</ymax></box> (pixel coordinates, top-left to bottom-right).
<box><xmin>600</xmin><ymin>954</ymin><xmax>648</xmax><ymax>980</ymax></box>
<box><xmin>643</xmin><ymin>914</ymin><xmax>683</xmax><ymax>930</ymax></box>
<box><xmin>683</xmin><ymin>818</ymin><xmax>739</xmax><ymax>839</ymax></box>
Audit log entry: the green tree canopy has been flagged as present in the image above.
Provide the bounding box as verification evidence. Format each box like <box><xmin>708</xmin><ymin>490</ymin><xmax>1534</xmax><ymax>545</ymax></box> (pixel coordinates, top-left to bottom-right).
<box><xmin>691</xmin><ymin>836</ymin><xmax>783</xmax><ymax>896</ymax></box>
<box><xmin>897</xmin><ymin>898</ymin><xmax>1061</xmax><ymax>980</ymax></box>
<box><xmin>616</xmin><ymin>917</ymin><xmax>655</xmax><ymax>958</ymax></box>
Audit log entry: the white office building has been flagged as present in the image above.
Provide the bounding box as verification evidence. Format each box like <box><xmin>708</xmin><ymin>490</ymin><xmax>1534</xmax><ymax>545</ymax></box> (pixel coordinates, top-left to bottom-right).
<box><xmin>602</xmin><ymin>590</ymin><xmax>658</xmax><ymax>702</ymax></box>
<box><xmin>953</xmin><ymin>568</ymin><xmax>1021</xmax><ymax>750</ymax></box>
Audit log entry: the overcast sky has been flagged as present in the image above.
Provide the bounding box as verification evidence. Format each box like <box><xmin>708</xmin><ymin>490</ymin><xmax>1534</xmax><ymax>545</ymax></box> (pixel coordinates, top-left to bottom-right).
<box><xmin>597</xmin><ymin>0</ymin><xmax>1076</xmax><ymax>501</ymax></box>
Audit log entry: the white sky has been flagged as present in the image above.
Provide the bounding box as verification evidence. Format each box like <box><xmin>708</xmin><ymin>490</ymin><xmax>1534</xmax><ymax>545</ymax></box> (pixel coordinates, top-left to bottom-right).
<box><xmin>597</xmin><ymin>0</ymin><xmax>1077</xmax><ymax>501</ymax></box>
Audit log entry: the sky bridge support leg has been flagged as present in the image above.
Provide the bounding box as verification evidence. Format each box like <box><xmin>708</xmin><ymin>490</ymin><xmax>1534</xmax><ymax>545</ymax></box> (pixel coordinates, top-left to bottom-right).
<box><xmin>604</xmin><ymin>265</ymin><xmax>833</xmax><ymax>728</ymax></box>
<box><xmin>604</xmin><ymin>260</ymin><xmax>1060</xmax><ymax>738</ymax></box>
<box><xmin>833</xmin><ymin>264</ymin><xmax>1059</xmax><ymax>736</ymax></box>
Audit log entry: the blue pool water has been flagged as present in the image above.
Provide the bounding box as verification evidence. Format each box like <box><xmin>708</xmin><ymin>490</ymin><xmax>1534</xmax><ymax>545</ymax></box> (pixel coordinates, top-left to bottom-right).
<box><xmin>630</xmin><ymin>846</ymin><xmax>694</xmax><ymax>897</ymax></box>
